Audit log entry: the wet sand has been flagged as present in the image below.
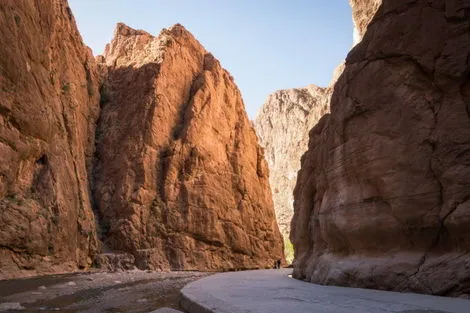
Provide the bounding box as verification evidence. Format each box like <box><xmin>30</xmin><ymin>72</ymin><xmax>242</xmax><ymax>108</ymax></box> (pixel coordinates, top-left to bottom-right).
<box><xmin>0</xmin><ymin>271</ymin><xmax>209</xmax><ymax>313</ymax></box>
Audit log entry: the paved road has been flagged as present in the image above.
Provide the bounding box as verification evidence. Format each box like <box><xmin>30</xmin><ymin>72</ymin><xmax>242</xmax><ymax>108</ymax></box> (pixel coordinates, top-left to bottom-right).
<box><xmin>181</xmin><ymin>269</ymin><xmax>470</xmax><ymax>313</ymax></box>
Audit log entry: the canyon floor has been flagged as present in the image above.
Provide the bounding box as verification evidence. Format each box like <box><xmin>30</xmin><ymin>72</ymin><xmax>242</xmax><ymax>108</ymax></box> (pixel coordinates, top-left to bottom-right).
<box><xmin>2</xmin><ymin>269</ymin><xmax>470</xmax><ymax>313</ymax></box>
<box><xmin>0</xmin><ymin>271</ymin><xmax>209</xmax><ymax>313</ymax></box>
<box><xmin>181</xmin><ymin>269</ymin><xmax>470</xmax><ymax>313</ymax></box>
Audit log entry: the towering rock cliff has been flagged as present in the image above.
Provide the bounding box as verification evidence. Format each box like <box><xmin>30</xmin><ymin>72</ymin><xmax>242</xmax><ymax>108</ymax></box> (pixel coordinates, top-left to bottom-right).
<box><xmin>0</xmin><ymin>2</ymin><xmax>283</xmax><ymax>278</ymax></box>
<box><xmin>0</xmin><ymin>0</ymin><xmax>100</xmax><ymax>279</ymax></box>
<box><xmin>254</xmin><ymin>86</ymin><xmax>329</xmax><ymax>239</ymax></box>
<box><xmin>291</xmin><ymin>0</ymin><xmax>470</xmax><ymax>297</ymax></box>
<box><xmin>93</xmin><ymin>23</ymin><xmax>284</xmax><ymax>271</ymax></box>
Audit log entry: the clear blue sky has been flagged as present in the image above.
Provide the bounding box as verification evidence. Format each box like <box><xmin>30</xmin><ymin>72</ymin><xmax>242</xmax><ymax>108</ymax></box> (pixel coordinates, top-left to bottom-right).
<box><xmin>69</xmin><ymin>1</ymin><xmax>353</xmax><ymax>119</ymax></box>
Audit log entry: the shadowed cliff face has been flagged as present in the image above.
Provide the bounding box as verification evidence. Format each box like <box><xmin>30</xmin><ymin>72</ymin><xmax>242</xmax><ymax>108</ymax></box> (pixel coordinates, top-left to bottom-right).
<box><xmin>93</xmin><ymin>23</ymin><xmax>284</xmax><ymax>271</ymax></box>
<box><xmin>291</xmin><ymin>0</ymin><xmax>470</xmax><ymax>297</ymax></box>
<box><xmin>0</xmin><ymin>0</ymin><xmax>100</xmax><ymax>279</ymax></box>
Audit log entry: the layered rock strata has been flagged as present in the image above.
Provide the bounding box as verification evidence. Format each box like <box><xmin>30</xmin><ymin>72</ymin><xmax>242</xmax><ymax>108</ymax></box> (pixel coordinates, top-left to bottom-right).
<box><xmin>291</xmin><ymin>0</ymin><xmax>470</xmax><ymax>297</ymax></box>
<box><xmin>93</xmin><ymin>23</ymin><xmax>284</xmax><ymax>271</ymax></box>
<box><xmin>0</xmin><ymin>0</ymin><xmax>100</xmax><ymax>279</ymax></box>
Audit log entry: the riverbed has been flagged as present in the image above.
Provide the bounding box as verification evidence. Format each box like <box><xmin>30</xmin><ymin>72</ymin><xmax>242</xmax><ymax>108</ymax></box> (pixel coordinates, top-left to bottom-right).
<box><xmin>0</xmin><ymin>270</ymin><xmax>209</xmax><ymax>313</ymax></box>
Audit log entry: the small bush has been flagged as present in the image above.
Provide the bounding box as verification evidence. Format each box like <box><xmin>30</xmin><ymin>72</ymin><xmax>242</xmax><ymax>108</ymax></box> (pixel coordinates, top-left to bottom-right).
<box><xmin>284</xmin><ymin>237</ymin><xmax>294</xmax><ymax>264</ymax></box>
<box><xmin>81</xmin><ymin>82</ymin><xmax>94</xmax><ymax>96</ymax></box>
<box><xmin>5</xmin><ymin>193</ymin><xmax>25</xmax><ymax>206</ymax></box>
<box><xmin>14</xmin><ymin>15</ymin><xmax>20</xmax><ymax>26</ymax></box>
<box><xmin>61</xmin><ymin>82</ymin><xmax>70</xmax><ymax>94</ymax></box>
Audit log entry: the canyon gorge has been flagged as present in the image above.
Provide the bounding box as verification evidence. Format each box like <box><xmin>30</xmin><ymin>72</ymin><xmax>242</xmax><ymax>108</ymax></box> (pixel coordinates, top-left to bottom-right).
<box><xmin>0</xmin><ymin>0</ymin><xmax>469</xmax><ymax>302</ymax></box>
<box><xmin>253</xmin><ymin>0</ymin><xmax>376</xmax><ymax>242</ymax></box>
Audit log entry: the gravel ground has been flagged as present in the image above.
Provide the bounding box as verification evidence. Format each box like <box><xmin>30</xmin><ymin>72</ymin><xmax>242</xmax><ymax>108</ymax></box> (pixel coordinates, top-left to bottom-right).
<box><xmin>0</xmin><ymin>270</ymin><xmax>210</xmax><ymax>313</ymax></box>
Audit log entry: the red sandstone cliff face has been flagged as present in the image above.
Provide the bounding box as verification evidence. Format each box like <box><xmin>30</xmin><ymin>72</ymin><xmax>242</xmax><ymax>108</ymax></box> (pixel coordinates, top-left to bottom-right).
<box><xmin>0</xmin><ymin>1</ymin><xmax>283</xmax><ymax>278</ymax></box>
<box><xmin>93</xmin><ymin>24</ymin><xmax>284</xmax><ymax>270</ymax></box>
<box><xmin>291</xmin><ymin>0</ymin><xmax>470</xmax><ymax>297</ymax></box>
<box><xmin>0</xmin><ymin>0</ymin><xmax>100</xmax><ymax>279</ymax></box>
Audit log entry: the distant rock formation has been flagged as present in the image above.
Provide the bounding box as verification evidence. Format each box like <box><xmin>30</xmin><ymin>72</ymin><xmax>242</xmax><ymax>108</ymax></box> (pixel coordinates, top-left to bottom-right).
<box><xmin>0</xmin><ymin>2</ymin><xmax>283</xmax><ymax>278</ymax></box>
<box><xmin>254</xmin><ymin>86</ymin><xmax>329</xmax><ymax>238</ymax></box>
<box><xmin>253</xmin><ymin>1</ymin><xmax>378</xmax><ymax>242</ymax></box>
<box><xmin>0</xmin><ymin>0</ymin><xmax>100</xmax><ymax>279</ymax></box>
<box><xmin>93</xmin><ymin>23</ymin><xmax>284</xmax><ymax>271</ymax></box>
<box><xmin>291</xmin><ymin>0</ymin><xmax>470</xmax><ymax>297</ymax></box>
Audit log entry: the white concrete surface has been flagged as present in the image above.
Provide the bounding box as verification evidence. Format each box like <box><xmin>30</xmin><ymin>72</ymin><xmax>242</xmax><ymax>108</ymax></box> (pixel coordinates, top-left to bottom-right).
<box><xmin>181</xmin><ymin>269</ymin><xmax>470</xmax><ymax>313</ymax></box>
<box><xmin>150</xmin><ymin>308</ymin><xmax>184</xmax><ymax>313</ymax></box>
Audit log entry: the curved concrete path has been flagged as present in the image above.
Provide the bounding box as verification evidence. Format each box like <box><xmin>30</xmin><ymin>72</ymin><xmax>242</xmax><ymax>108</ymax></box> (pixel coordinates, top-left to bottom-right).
<box><xmin>181</xmin><ymin>269</ymin><xmax>470</xmax><ymax>313</ymax></box>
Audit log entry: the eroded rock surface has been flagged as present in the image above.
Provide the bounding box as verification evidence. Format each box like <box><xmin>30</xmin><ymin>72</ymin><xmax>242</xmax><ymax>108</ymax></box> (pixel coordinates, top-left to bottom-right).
<box><xmin>350</xmin><ymin>0</ymin><xmax>382</xmax><ymax>45</ymax></box>
<box><xmin>0</xmin><ymin>1</ymin><xmax>284</xmax><ymax>278</ymax></box>
<box><xmin>254</xmin><ymin>86</ymin><xmax>329</xmax><ymax>238</ymax></box>
<box><xmin>94</xmin><ymin>23</ymin><xmax>284</xmax><ymax>271</ymax></box>
<box><xmin>291</xmin><ymin>0</ymin><xmax>470</xmax><ymax>297</ymax></box>
<box><xmin>0</xmin><ymin>0</ymin><xmax>100</xmax><ymax>279</ymax></box>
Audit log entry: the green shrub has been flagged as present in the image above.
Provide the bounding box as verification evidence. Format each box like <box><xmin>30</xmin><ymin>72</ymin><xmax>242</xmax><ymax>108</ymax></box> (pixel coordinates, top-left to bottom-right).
<box><xmin>61</xmin><ymin>82</ymin><xmax>70</xmax><ymax>94</ymax></box>
<box><xmin>284</xmin><ymin>236</ymin><xmax>294</xmax><ymax>264</ymax></box>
